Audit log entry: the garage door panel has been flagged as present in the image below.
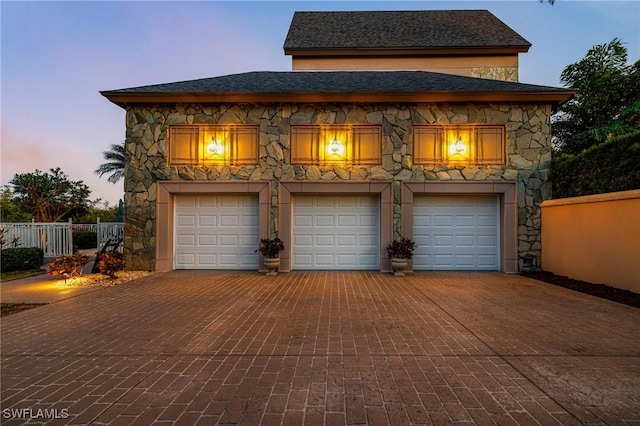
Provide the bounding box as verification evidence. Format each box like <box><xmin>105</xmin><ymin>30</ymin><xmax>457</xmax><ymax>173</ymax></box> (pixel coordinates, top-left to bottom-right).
<box><xmin>198</xmin><ymin>235</ymin><xmax>217</xmax><ymax>246</ymax></box>
<box><xmin>434</xmin><ymin>216</ymin><xmax>453</xmax><ymax>227</ymax></box>
<box><xmin>414</xmin><ymin>195</ymin><xmax>499</xmax><ymax>270</ymax></box>
<box><xmin>434</xmin><ymin>254</ymin><xmax>453</xmax><ymax>267</ymax></box>
<box><xmin>220</xmin><ymin>216</ymin><xmax>239</xmax><ymax>227</ymax></box>
<box><xmin>478</xmin><ymin>235</ymin><xmax>497</xmax><ymax>247</ymax></box>
<box><xmin>177</xmin><ymin>234</ymin><xmax>196</xmax><ymax>246</ymax></box>
<box><xmin>219</xmin><ymin>235</ymin><xmax>239</xmax><ymax>246</ymax></box>
<box><xmin>455</xmin><ymin>215</ymin><xmax>475</xmax><ymax>227</ymax></box>
<box><xmin>359</xmin><ymin>215</ymin><xmax>377</xmax><ymax>227</ymax></box>
<box><xmin>336</xmin><ymin>197</ymin><xmax>357</xmax><ymax>208</ymax></box>
<box><xmin>434</xmin><ymin>235</ymin><xmax>453</xmax><ymax>247</ymax></box>
<box><xmin>316</xmin><ymin>197</ymin><xmax>336</xmax><ymax>208</ymax></box>
<box><xmin>175</xmin><ymin>195</ymin><xmax>258</xmax><ymax>269</ymax></box>
<box><xmin>293</xmin><ymin>195</ymin><xmax>379</xmax><ymax>270</ymax></box>
<box><xmin>478</xmin><ymin>255</ymin><xmax>498</xmax><ymax>267</ymax></box>
<box><xmin>295</xmin><ymin>215</ymin><xmax>313</xmax><ymax>227</ymax></box>
<box><xmin>337</xmin><ymin>254</ymin><xmax>356</xmax><ymax>266</ymax></box>
<box><xmin>337</xmin><ymin>216</ymin><xmax>356</xmax><ymax>227</ymax></box>
<box><xmin>316</xmin><ymin>216</ymin><xmax>334</xmax><ymax>227</ymax></box>
<box><xmin>294</xmin><ymin>254</ymin><xmax>313</xmax><ymax>267</ymax></box>
<box><xmin>359</xmin><ymin>235</ymin><xmax>377</xmax><ymax>246</ymax></box>
<box><xmin>242</xmin><ymin>215</ymin><xmax>258</xmax><ymax>227</ymax></box>
<box><xmin>359</xmin><ymin>254</ymin><xmax>379</xmax><ymax>267</ymax></box>
<box><xmin>337</xmin><ymin>235</ymin><xmax>355</xmax><ymax>246</ymax></box>
<box><xmin>177</xmin><ymin>215</ymin><xmax>196</xmax><ymax>227</ymax></box>
<box><xmin>177</xmin><ymin>196</ymin><xmax>197</xmax><ymax>208</ymax></box>
<box><xmin>294</xmin><ymin>235</ymin><xmax>312</xmax><ymax>246</ymax></box>
<box><xmin>219</xmin><ymin>254</ymin><xmax>241</xmax><ymax>266</ymax></box>
<box><xmin>177</xmin><ymin>253</ymin><xmax>196</xmax><ymax>266</ymax></box>
<box><xmin>454</xmin><ymin>255</ymin><xmax>474</xmax><ymax>267</ymax></box>
<box><xmin>198</xmin><ymin>215</ymin><xmax>217</xmax><ymax>227</ymax></box>
<box><xmin>198</xmin><ymin>254</ymin><xmax>217</xmax><ymax>265</ymax></box>
<box><xmin>316</xmin><ymin>235</ymin><xmax>335</xmax><ymax>246</ymax></box>
<box><xmin>315</xmin><ymin>254</ymin><xmax>334</xmax><ymax>266</ymax></box>
<box><xmin>455</xmin><ymin>235</ymin><xmax>474</xmax><ymax>246</ymax></box>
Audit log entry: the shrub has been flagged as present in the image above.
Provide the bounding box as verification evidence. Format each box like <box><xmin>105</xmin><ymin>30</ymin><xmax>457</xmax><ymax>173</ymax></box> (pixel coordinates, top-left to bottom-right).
<box><xmin>551</xmin><ymin>131</ymin><xmax>640</xmax><ymax>198</ymax></box>
<box><xmin>96</xmin><ymin>250</ymin><xmax>125</xmax><ymax>279</ymax></box>
<box><xmin>0</xmin><ymin>247</ymin><xmax>45</xmax><ymax>272</ymax></box>
<box><xmin>47</xmin><ymin>254</ymin><xmax>90</xmax><ymax>282</ymax></box>
<box><xmin>73</xmin><ymin>231</ymin><xmax>97</xmax><ymax>250</ymax></box>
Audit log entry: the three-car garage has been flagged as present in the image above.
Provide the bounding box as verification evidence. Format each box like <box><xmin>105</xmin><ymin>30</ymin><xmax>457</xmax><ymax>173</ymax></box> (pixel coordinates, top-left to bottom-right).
<box><xmin>163</xmin><ymin>182</ymin><xmax>511</xmax><ymax>273</ymax></box>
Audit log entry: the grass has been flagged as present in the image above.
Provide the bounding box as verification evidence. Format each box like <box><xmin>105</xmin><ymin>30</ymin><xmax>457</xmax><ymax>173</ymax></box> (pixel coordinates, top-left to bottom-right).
<box><xmin>0</xmin><ymin>269</ymin><xmax>47</xmax><ymax>282</ymax></box>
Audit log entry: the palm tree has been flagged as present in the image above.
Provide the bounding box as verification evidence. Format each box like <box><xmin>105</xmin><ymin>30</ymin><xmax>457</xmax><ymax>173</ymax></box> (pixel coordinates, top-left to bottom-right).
<box><xmin>95</xmin><ymin>143</ymin><xmax>125</xmax><ymax>184</ymax></box>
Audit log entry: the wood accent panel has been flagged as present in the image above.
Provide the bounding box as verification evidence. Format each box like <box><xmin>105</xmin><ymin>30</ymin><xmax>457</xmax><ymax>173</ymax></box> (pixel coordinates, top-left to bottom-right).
<box><xmin>291</xmin><ymin>55</ymin><xmax>518</xmax><ymax>74</ymax></box>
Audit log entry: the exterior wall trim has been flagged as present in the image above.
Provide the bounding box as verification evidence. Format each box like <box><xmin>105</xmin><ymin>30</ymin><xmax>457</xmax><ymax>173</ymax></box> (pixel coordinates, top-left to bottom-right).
<box><xmin>401</xmin><ymin>181</ymin><xmax>518</xmax><ymax>273</ymax></box>
<box><xmin>156</xmin><ymin>181</ymin><xmax>271</xmax><ymax>272</ymax></box>
<box><xmin>278</xmin><ymin>180</ymin><xmax>394</xmax><ymax>272</ymax></box>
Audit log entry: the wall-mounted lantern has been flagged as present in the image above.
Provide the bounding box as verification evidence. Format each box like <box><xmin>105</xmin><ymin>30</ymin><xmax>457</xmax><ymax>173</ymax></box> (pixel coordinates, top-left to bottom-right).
<box><xmin>207</xmin><ymin>138</ymin><xmax>224</xmax><ymax>156</ymax></box>
<box><xmin>327</xmin><ymin>138</ymin><xmax>345</xmax><ymax>156</ymax></box>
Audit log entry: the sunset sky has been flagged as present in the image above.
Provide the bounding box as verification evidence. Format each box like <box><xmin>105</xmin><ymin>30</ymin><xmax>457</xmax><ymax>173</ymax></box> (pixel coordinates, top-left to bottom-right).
<box><xmin>2</xmin><ymin>1</ymin><xmax>639</xmax><ymax>206</ymax></box>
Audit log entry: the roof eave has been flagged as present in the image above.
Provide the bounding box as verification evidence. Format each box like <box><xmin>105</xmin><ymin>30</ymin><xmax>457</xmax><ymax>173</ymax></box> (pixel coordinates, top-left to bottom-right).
<box><xmin>101</xmin><ymin>90</ymin><xmax>574</xmax><ymax>109</ymax></box>
<box><xmin>283</xmin><ymin>45</ymin><xmax>531</xmax><ymax>57</ymax></box>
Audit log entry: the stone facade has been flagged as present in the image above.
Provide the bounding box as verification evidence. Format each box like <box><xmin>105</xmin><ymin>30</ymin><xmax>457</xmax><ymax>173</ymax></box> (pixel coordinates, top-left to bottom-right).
<box><xmin>124</xmin><ymin>102</ymin><xmax>552</xmax><ymax>271</ymax></box>
<box><xmin>471</xmin><ymin>66</ymin><xmax>519</xmax><ymax>82</ymax></box>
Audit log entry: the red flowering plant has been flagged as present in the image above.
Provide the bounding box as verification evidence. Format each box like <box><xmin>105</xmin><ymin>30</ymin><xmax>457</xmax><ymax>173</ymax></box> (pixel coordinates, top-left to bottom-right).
<box><xmin>48</xmin><ymin>254</ymin><xmax>90</xmax><ymax>283</ymax></box>
<box><xmin>96</xmin><ymin>250</ymin><xmax>126</xmax><ymax>279</ymax></box>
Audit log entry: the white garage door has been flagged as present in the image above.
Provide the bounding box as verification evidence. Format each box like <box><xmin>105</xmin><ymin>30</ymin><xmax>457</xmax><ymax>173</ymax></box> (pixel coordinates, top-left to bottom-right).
<box><xmin>293</xmin><ymin>195</ymin><xmax>379</xmax><ymax>270</ymax></box>
<box><xmin>413</xmin><ymin>195</ymin><xmax>499</xmax><ymax>270</ymax></box>
<box><xmin>175</xmin><ymin>194</ymin><xmax>259</xmax><ymax>269</ymax></box>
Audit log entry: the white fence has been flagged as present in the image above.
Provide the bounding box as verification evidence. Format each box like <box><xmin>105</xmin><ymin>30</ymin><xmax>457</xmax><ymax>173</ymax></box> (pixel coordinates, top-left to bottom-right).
<box><xmin>72</xmin><ymin>220</ymin><xmax>125</xmax><ymax>249</ymax></box>
<box><xmin>0</xmin><ymin>220</ymin><xmax>124</xmax><ymax>258</ymax></box>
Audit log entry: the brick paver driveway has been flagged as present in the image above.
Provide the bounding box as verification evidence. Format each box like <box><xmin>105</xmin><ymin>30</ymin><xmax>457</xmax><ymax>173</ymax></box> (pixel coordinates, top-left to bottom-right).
<box><xmin>2</xmin><ymin>271</ymin><xmax>639</xmax><ymax>425</ymax></box>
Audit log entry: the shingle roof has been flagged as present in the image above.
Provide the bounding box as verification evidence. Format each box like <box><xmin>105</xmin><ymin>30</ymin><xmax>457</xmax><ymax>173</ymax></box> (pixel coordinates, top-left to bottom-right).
<box><xmin>101</xmin><ymin>71</ymin><xmax>573</xmax><ymax>107</ymax></box>
<box><xmin>283</xmin><ymin>10</ymin><xmax>531</xmax><ymax>52</ymax></box>
<box><xmin>104</xmin><ymin>71</ymin><xmax>562</xmax><ymax>95</ymax></box>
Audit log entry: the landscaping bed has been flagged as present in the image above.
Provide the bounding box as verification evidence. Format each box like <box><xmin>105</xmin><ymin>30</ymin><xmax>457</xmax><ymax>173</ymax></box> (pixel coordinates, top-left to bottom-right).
<box><xmin>1</xmin><ymin>303</ymin><xmax>47</xmax><ymax>317</ymax></box>
<box><xmin>523</xmin><ymin>271</ymin><xmax>640</xmax><ymax>309</ymax></box>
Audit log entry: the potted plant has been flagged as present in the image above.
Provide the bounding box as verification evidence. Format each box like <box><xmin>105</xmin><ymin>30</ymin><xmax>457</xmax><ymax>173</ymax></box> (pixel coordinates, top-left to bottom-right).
<box><xmin>386</xmin><ymin>236</ymin><xmax>416</xmax><ymax>276</ymax></box>
<box><xmin>256</xmin><ymin>237</ymin><xmax>285</xmax><ymax>275</ymax></box>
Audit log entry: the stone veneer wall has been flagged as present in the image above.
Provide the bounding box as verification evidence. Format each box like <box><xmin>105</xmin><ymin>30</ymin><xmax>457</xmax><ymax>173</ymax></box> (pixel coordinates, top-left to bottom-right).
<box><xmin>471</xmin><ymin>66</ymin><xmax>518</xmax><ymax>82</ymax></box>
<box><xmin>123</xmin><ymin>102</ymin><xmax>552</xmax><ymax>271</ymax></box>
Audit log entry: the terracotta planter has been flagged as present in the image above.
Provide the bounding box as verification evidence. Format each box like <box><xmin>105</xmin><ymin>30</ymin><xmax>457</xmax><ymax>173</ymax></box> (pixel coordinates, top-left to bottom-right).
<box><xmin>390</xmin><ymin>257</ymin><xmax>409</xmax><ymax>276</ymax></box>
<box><xmin>263</xmin><ymin>257</ymin><xmax>280</xmax><ymax>276</ymax></box>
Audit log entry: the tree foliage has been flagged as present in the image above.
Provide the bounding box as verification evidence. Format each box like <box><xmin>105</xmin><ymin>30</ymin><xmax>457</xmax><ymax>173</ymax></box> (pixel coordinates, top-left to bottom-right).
<box><xmin>0</xmin><ymin>187</ymin><xmax>31</xmax><ymax>222</ymax></box>
<box><xmin>94</xmin><ymin>142</ymin><xmax>125</xmax><ymax>184</ymax></box>
<box><xmin>9</xmin><ymin>168</ymin><xmax>91</xmax><ymax>222</ymax></box>
<box><xmin>553</xmin><ymin>38</ymin><xmax>640</xmax><ymax>155</ymax></box>
<box><xmin>75</xmin><ymin>199</ymin><xmax>118</xmax><ymax>223</ymax></box>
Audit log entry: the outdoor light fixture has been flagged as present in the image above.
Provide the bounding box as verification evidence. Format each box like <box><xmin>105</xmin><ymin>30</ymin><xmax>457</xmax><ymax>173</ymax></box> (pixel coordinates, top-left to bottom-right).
<box><xmin>207</xmin><ymin>138</ymin><xmax>224</xmax><ymax>156</ymax></box>
<box><xmin>328</xmin><ymin>138</ymin><xmax>344</xmax><ymax>156</ymax></box>
<box><xmin>450</xmin><ymin>137</ymin><xmax>466</xmax><ymax>156</ymax></box>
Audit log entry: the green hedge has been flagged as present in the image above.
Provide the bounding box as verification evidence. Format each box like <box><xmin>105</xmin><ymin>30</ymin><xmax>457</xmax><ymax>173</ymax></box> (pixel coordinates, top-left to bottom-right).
<box><xmin>551</xmin><ymin>132</ymin><xmax>640</xmax><ymax>199</ymax></box>
<box><xmin>73</xmin><ymin>231</ymin><xmax>97</xmax><ymax>250</ymax></box>
<box><xmin>1</xmin><ymin>247</ymin><xmax>45</xmax><ymax>272</ymax></box>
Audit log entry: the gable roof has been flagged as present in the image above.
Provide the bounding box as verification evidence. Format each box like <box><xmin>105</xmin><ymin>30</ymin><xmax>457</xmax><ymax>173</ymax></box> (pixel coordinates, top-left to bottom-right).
<box><xmin>283</xmin><ymin>10</ymin><xmax>532</xmax><ymax>55</ymax></box>
<box><xmin>101</xmin><ymin>71</ymin><xmax>573</xmax><ymax>107</ymax></box>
